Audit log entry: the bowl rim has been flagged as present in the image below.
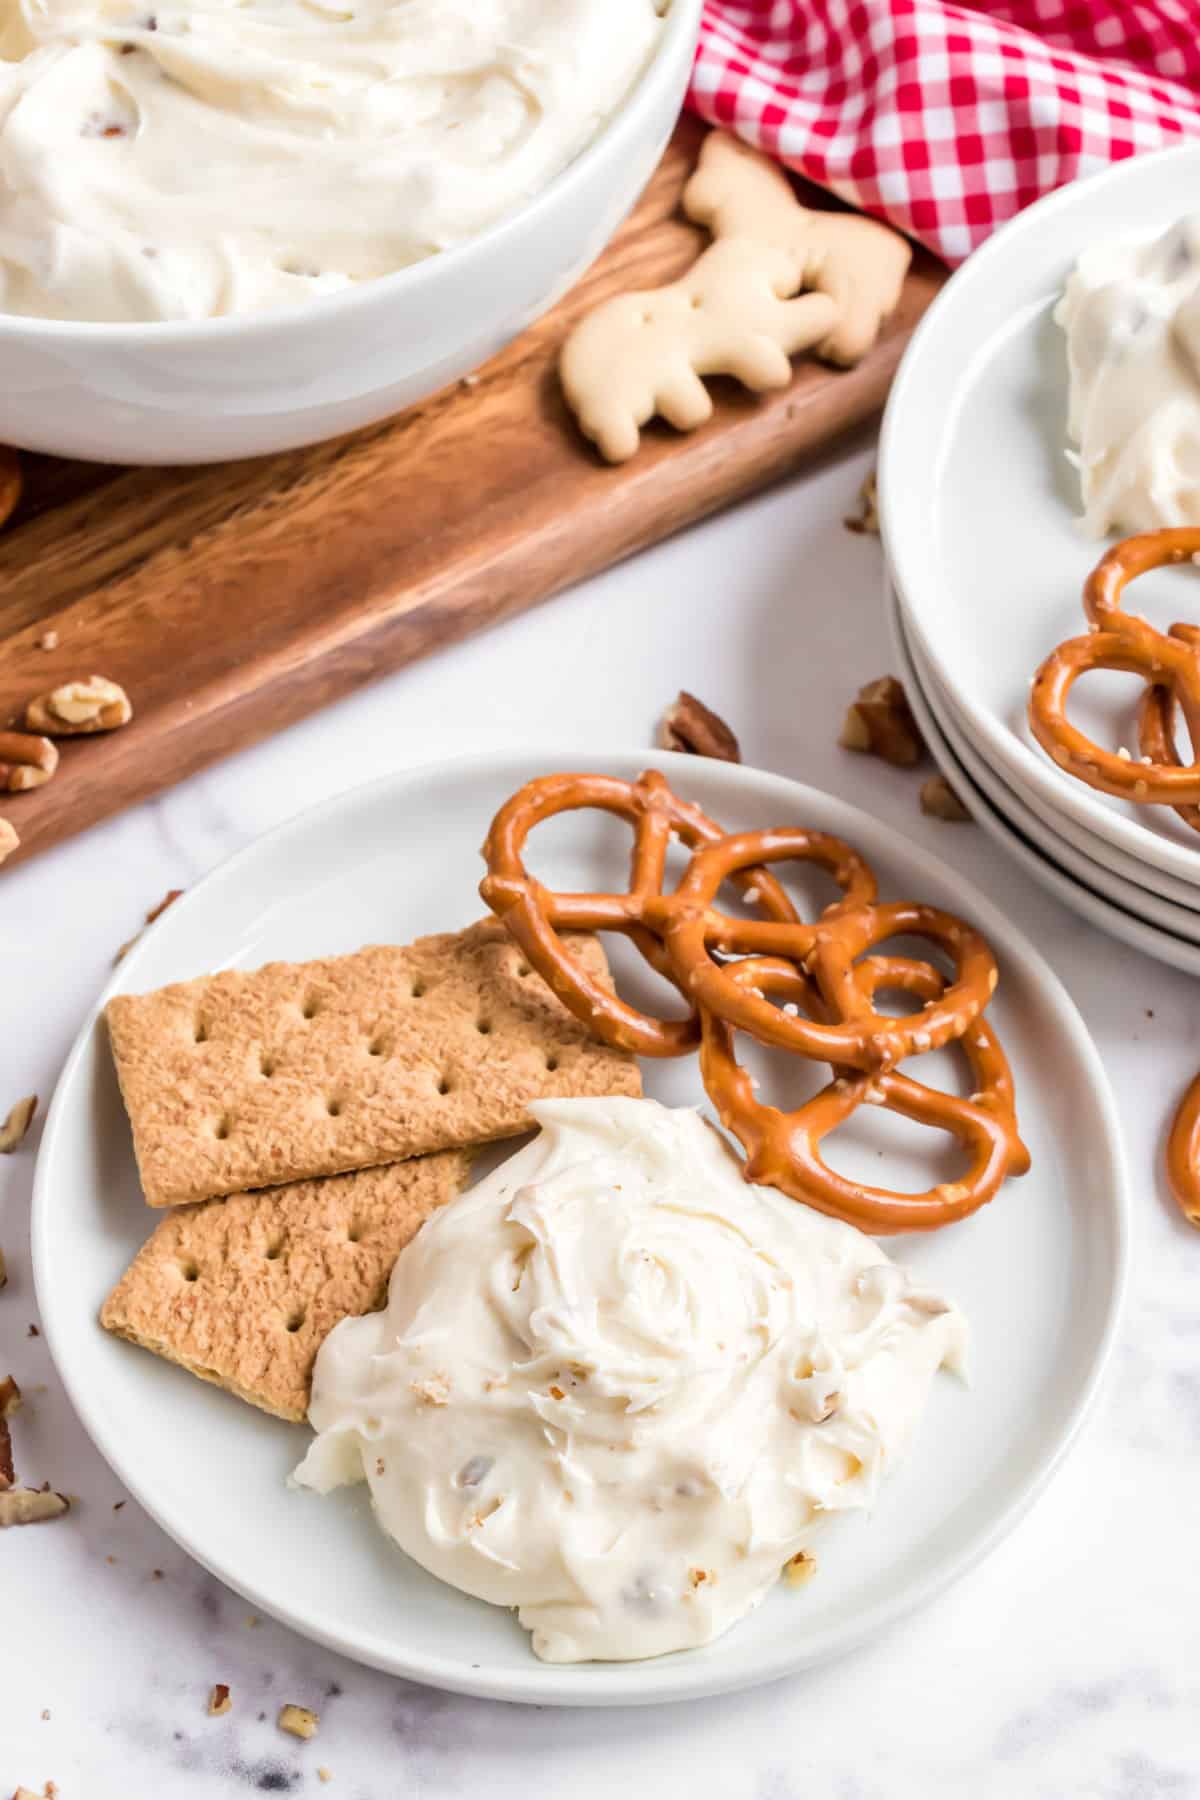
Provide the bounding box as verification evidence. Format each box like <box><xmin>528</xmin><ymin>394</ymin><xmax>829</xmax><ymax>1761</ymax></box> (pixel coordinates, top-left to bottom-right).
<box><xmin>0</xmin><ymin>0</ymin><xmax>702</xmax><ymax>348</ymax></box>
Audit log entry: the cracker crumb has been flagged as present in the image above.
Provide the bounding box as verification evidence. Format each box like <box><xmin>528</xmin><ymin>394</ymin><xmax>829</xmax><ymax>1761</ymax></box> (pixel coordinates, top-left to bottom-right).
<box><xmin>36</xmin><ymin>631</ymin><xmax>59</xmax><ymax>651</ymax></box>
<box><xmin>318</xmin><ymin>1771</ymin><xmax>332</xmax><ymax>1785</ymax></box>
<box><xmin>27</xmin><ymin>1324</ymin><xmax>38</xmax><ymax>1337</ymax></box>
<box><xmin>245</xmin><ymin>1613</ymin><xmax>260</xmax><ymax>1627</ymax></box>
<box><xmin>207</xmin><ymin>1683</ymin><xmax>232</xmax><ymax>1716</ymax></box>
<box><xmin>152</xmin><ymin>1568</ymin><xmax>164</xmax><ymax>1579</ymax></box>
<box><xmin>41</xmin><ymin>1709</ymin><xmax>50</xmax><ymax>1721</ymax></box>
<box><xmin>278</xmin><ymin>1703</ymin><xmax>319</xmax><ymax>1741</ymax></box>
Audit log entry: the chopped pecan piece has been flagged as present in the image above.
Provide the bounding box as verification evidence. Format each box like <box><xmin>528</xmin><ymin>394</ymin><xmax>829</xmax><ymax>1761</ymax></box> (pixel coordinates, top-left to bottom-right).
<box><xmin>0</xmin><ymin>1096</ymin><xmax>36</xmax><ymax>1154</ymax></box>
<box><xmin>0</xmin><ymin>1486</ymin><xmax>69</xmax><ymax>1526</ymax></box>
<box><xmin>783</xmin><ymin>1549</ymin><xmax>818</xmax><ymax>1587</ymax></box>
<box><xmin>839</xmin><ymin>676</ymin><xmax>924</xmax><ymax>768</ymax></box>
<box><xmin>920</xmin><ymin>774</ymin><xmax>971</xmax><ymax>822</ymax></box>
<box><xmin>0</xmin><ymin>733</ymin><xmax>58</xmax><ymax>793</ymax></box>
<box><xmin>26</xmin><ymin>676</ymin><xmax>132</xmax><ymax>736</ymax></box>
<box><xmin>658</xmin><ymin>691</ymin><xmax>741</xmax><ymax>763</ymax></box>
<box><xmin>843</xmin><ymin>468</ymin><xmax>880</xmax><ymax>535</ymax></box>
<box><xmin>278</xmin><ymin>1704</ymin><xmax>319</xmax><ymax>1741</ymax></box>
<box><xmin>115</xmin><ymin>888</ymin><xmax>184</xmax><ymax>963</ymax></box>
<box><xmin>0</xmin><ymin>818</ymin><xmax>18</xmax><ymax>865</ymax></box>
<box><xmin>0</xmin><ymin>1096</ymin><xmax>37</xmax><ymax>1155</ymax></box>
<box><xmin>207</xmin><ymin>1683</ymin><xmax>232</xmax><ymax>1716</ymax></box>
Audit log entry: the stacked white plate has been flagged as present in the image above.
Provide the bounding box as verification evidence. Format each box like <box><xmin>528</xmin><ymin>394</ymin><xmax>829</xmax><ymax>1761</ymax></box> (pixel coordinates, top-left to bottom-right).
<box><xmin>879</xmin><ymin>142</ymin><xmax>1200</xmax><ymax>976</ymax></box>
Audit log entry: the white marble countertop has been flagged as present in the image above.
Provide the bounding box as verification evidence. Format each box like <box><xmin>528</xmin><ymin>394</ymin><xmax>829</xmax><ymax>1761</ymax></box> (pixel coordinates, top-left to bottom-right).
<box><xmin>4</xmin><ymin>431</ymin><xmax>1199</xmax><ymax>1800</ymax></box>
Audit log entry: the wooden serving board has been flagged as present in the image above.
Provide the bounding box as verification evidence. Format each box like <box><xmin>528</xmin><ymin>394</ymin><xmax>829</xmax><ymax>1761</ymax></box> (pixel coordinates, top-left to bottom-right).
<box><xmin>0</xmin><ymin>116</ymin><xmax>944</xmax><ymax>870</ymax></box>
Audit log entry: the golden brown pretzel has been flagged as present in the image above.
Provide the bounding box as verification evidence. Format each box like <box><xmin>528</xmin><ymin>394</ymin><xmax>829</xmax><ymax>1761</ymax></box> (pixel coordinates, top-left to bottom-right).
<box><xmin>479</xmin><ymin>770</ymin><xmax>830</xmax><ymax>1056</ymax></box>
<box><xmin>700</xmin><ymin>954</ymin><xmax>1030</xmax><ymax>1234</ymax></box>
<box><xmin>656</xmin><ymin>829</ymin><xmax>998</xmax><ymax>1072</ymax></box>
<box><xmin>1029</xmin><ymin>529</ymin><xmax>1200</xmax><ymax>829</ymax></box>
<box><xmin>1167</xmin><ymin>1071</ymin><xmax>1200</xmax><ymax>1227</ymax></box>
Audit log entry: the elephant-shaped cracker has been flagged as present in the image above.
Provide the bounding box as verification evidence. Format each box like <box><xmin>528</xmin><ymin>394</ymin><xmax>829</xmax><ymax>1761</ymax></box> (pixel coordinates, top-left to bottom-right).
<box><xmin>684</xmin><ymin>131</ymin><xmax>912</xmax><ymax>369</ymax></box>
<box><xmin>559</xmin><ymin>237</ymin><xmax>837</xmax><ymax>464</ymax></box>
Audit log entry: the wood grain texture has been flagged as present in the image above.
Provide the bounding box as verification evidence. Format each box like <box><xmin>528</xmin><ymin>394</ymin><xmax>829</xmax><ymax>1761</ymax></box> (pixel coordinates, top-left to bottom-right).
<box><xmin>0</xmin><ymin>116</ymin><xmax>944</xmax><ymax>869</ymax></box>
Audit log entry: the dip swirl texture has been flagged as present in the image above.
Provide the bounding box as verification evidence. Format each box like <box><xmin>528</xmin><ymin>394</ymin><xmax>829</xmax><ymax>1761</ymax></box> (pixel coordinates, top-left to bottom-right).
<box><xmin>294</xmin><ymin>1098</ymin><xmax>966</xmax><ymax>1664</ymax></box>
<box><xmin>0</xmin><ymin>0</ymin><xmax>665</xmax><ymax>321</ymax></box>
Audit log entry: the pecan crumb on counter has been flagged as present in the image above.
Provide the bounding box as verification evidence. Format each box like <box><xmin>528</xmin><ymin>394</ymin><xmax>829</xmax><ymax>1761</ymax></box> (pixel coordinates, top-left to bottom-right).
<box><xmin>838</xmin><ymin>676</ymin><xmax>925</xmax><ymax>767</ymax></box>
<box><xmin>843</xmin><ymin>467</ymin><xmax>880</xmax><ymax>535</ymax></box>
<box><xmin>114</xmin><ymin>887</ymin><xmax>184</xmax><ymax>963</ymax></box>
<box><xmin>0</xmin><ymin>1096</ymin><xmax>37</xmax><ymax>1154</ymax></box>
<box><xmin>278</xmin><ymin>1703</ymin><xmax>319</xmax><ymax>1741</ymax></box>
<box><xmin>657</xmin><ymin>690</ymin><xmax>742</xmax><ymax>762</ymax></box>
<box><xmin>0</xmin><ymin>1486</ymin><xmax>70</xmax><ymax>1527</ymax></box>
<box><xmin>920</xmin><ymin>774</ymin><xmax>972</xmax><ymax>822</ymax></box>
<box><xmin>207</xmin><ymin>1683</ymin><xmax>232</xmax><ymax>1716</ymax></box>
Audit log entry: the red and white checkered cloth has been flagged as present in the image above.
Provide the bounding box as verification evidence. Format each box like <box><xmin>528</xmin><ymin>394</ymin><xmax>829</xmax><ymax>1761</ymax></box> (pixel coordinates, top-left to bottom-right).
<box><xmin>690</xmin><ymin>0</ymin><xmax>1200</xmax><ymax>264</ymax></box>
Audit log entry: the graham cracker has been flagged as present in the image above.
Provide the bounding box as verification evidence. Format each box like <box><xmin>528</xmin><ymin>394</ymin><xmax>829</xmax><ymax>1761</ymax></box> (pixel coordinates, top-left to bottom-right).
<box><xmin>106</xmin><ymin>919</ymin><xmax>641</xmax><ymax>1208</ymax></box>
<box><xmin>100</xmin><ymin>1151</ymin><xmax>471</xmax><ymax>1422</ymax></box>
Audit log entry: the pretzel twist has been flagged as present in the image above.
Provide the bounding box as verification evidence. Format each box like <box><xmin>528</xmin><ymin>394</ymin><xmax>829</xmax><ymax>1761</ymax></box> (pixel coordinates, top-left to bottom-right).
<box><xmin>655</xmin><ymin>829</ymin><xmax>998</xmax><ymax>1072</ymax></box>
<box><xmin>699</xmin><ymin>954</ymin><xmax>1029</xmax><ymax>1235</ymax></box>
<box><xmin>1029</xmin><ymin>529</ymin><xmax>1200</xmax><ymax>829</ymax></box>
<box><xmin>480</xmin><ymin>769</ymin><xmax>1024</xmax><ymax>1233</ymax></box>
<box><xmin>1167</xmin><ymin>1072</ymin><xmax>1200</xmax><ymax>1228</ymax></box>
<box><xmin>480</xmin><ymin>770</ymin><xmax>814</xmax><ymax>1056</ymax></box>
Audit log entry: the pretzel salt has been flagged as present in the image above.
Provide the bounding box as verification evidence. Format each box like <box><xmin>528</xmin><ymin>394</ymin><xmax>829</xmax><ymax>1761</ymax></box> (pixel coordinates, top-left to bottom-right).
<box><xmin>479</xmin><ymin>770</ymin><xmax>822</xmax><ymax>1056</ymax></box>
<box><xmin>1029</xmin><ymin>528</ymin><xmax>1200</xmax><ymax>829</ymax></box>
<box><xmin>700</xmin><ymin>954</ymin><xmax>1029</xmax><ymax>1235</ymax></box>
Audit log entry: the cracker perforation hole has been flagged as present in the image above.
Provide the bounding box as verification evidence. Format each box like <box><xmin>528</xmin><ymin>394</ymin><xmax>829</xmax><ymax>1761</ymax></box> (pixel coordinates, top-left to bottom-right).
<box><xmin>213</xmin><ymin>1116</ymin><xmax>231</xmax><ymax>1141</ymax></box>
<box><xmin>285</xmin><ymin>1309</ymin><xmax>305</xmax><ymax>1333</ymax></box>
<box><xmin>437</xmin><ymin>1077</ymin><xmax>453</xmax><ymax>1097</ymax></box>
<box><xmin>194</xmin><ymin>1020</ymin><xmax>209</xmax><ymax>1043</ymax></box>
<box><xmin>367</xmin><ymin>1036</ymin><xmax>387</xmax><ymax>1057</ymax></box>
<box><xmin>347</xmin><ymin>1223</ymin><xmax>361</xmax><ymax>1244</ymax></box>
<box><xmin>476</xmin><ymin>1019</ymin><xmax>492</xmax><ymax>1036</ymax></box>
<box><xmin>260</xmin><ymin>1053</ymin><xmax>276</xmax><ymax>1077</ymax></box>
<box><xmin>411</xmin><ymin>980</ymin><xmax>427</xmax><ymax>1000</ymax></box>
<box><xmin>545</xmin><ymin>1055</ymin><xmax>560</xmax><ymax>1073</ymax></box>
<box><xmin>180</xmin><ymin>1260</ymin><xmax>199</xmax><ymax>1282</ymax></box>
<box><xmin>265</xmin><ymin>1238</ymin><xmax>284</xmax><ymax>1262</ymax></box>
<box><xmin>300</xmin><ymin>997</ymin><xmax>319</xmax><ymax>1020</ymax></box>
<box><xmin>326</xmin><ymin>1096</ymin><xmax>343</xmax><ymax>1117</ymax></box>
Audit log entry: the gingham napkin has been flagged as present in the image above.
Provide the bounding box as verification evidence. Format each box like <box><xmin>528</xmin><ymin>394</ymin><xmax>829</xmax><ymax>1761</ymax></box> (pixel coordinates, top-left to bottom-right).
<box><xmin>690</xmin><ymin>0</ymin><xmax>1200</xmax><ymax>264</ymax></box>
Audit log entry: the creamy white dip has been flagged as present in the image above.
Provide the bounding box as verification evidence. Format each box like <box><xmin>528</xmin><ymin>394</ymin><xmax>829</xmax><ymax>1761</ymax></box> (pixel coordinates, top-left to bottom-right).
<box><xmin>1057</xmin><ymin>215</ymin><xmax>1200</xmax><ymax>536</ymax></box>
<box><xmin>293</xmin><ymin>1098</ymin><xmax>966</xmax><ymax>1664</ymax></box>
<box><xmin>0</xmin><ymin>0</ymin><xmax>665</xmax><ymax>321</ymax></box>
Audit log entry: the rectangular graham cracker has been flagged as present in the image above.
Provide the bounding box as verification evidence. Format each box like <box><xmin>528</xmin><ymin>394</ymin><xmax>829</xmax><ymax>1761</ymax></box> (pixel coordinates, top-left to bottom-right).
<box><xmin>106</xmin><ymin>918</ymin><xmax>641</xmax><ymax>1208</ymax></box>
<box><xmin>100</xmin><ymin>1151</ymin><xmax>472</xmax><ymax>1422</ymax></box>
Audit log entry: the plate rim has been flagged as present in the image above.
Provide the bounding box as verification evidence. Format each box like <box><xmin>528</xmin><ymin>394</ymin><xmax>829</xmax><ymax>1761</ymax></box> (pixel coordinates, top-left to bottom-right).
<box><xmin>910</xmin><ymin>618</ymin><xmax>1200</xmax><ymax>939</ymax></box>
<box><xmin>31</xmin><ymin>746</ymin><xmax>1131</xmax><ymax>1706</ymax></box>
<box><xmin>886</xmin><ymin>584</ymin><xmax>1200</xmax><ymax>976</ymax></box>
<box><xmin>878</xmin><ymin>139</ymin><xmax>1200</xmax><ymax>888</ymax></box>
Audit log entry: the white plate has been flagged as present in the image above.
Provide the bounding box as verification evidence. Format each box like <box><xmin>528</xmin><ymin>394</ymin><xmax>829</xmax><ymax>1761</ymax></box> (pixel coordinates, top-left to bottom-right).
<box><xmin>880</xmin><ymin>142</ymin><xmax>1200</xmax><ymax>890</ymax></box>
<box><xmin>33</xmin><ymin>749</ymin><xmax>1127</xmax><ymax>1706</ymax></box>
<box><xmin>926</xmin><ymin>649</ymin><xmax>1200</xmax><ymax>913</ymax></box>
<box><xmin>887</xmin><ymin>589</ymin><xmax>1200</xmax><ymax>976</ymax></box>
<box><xmin>900</xmin><ymin>599</ymin><xmax>1200</xmax><ymax>942</ymax></box>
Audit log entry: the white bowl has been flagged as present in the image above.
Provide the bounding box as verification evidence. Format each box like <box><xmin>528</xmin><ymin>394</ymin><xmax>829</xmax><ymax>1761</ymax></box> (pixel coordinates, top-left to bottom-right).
<box><xmin>0</xmin><ymin>0</ymin><xmax>702</xmax><ymax>465</ymax></box>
